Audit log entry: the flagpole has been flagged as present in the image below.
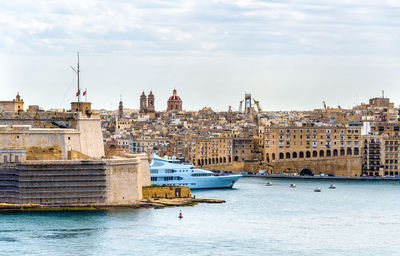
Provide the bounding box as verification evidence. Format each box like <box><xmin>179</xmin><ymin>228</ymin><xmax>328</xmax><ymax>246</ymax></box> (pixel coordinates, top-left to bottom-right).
<box><xmin>85</xmin><ymin>88</ymin><xmax>87</xmax><ymax>102</ymax></box>
<box><xmin>77</xmin><ymin>52</ymin><xmax>80</xmax><ymax>104</ymax></box>
<box><xmin>71</xmin><ymin>52</ymin><xmax>81</xmax><ymax>106</ymax></box>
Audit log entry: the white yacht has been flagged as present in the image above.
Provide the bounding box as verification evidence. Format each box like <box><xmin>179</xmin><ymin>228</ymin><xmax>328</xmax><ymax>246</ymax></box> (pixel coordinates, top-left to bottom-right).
<box><xmin>150</xmin><ymin>154</ymin><xmax>241</xmax><ymax>189</ymax></box>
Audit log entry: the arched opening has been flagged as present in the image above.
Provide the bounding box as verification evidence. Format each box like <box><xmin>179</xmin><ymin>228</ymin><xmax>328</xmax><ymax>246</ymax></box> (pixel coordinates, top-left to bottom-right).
<box><xmin>223</xmin><ymin>157</ymin><xmax>226</xmax><ymax>163</ymax></box>
<box><xmin>319</xmin><ymin>150</ymin><xmax>324</xmax><ymax>157</ymax></box>
<box><xmin>201</xmin><ymin>159</ymin><xmax>204</xmax><ymax>165</ymax></box>
<box><xmin>228</xmin><ymin>156</ymin><xmax>232</xmax><ymax>163</ymax></box>
<box><xmin>385</xmin><ymin>171</ymin><xmax>389</xmax><ymax>176</ymax></box>
<box><xmin>326</xmin><ymin>150</ymin><xmax>331</xmax><ymax>157</ymax></box>
<box><xmin>198</xmin><ymin>159</ymin><xmax>201</xmax><ymax>166</ymax></box>
<box><xmin>375</xmin><ymin>172</ymin><xmax>379</xmax><ymax>176</ymax></box>
<box><xmin>234</xmin><ymin>156</ymin><xmax>239</xmax><ymax>161</ymax></box>
<box><xmin>272</xmin><ymin>153</ymin><xmax>275</xmax><ymax>160</ymax></box>
<box><xmin>209</xmin><ymin>159</ymin><xmax>211</xmax><ymax>165</ymax></box>
<box><xmin>292</xmin><ymin>152</ymin><xmax>297</xmax><ymax>159</ymax></box>
<box><xmin>354</xmin><ymin>148</ymin><xmax>359</xmax><ymax>155</ymax></box>
<box><xmin>216</xmin><ymin>158</ymin><xmax>219</xmax><ymax>164</ymax></box>
<box><xmin>219</xmin><ymin>157</ymin><xmax>223</xmax><ymax>164</ymax></box>
<box><xmin>279</xmin><ymin>153</ymin><xmax>284</xmax><ymax>159</ymax></box>
<box><xmin>347</xmin><ymin>148</ymin><xmax>352</xmax><ymax>155</ymax></box>
<box><xmin>306</xmin><ymin>151</ymin><xmax>311</xmax><ymax>158</ymax></box>
<box><xmin>300</xmin><ymin>168</ymin><xmax>314</xmax><ymax>176</ymax></box>
<box><xmin>390</xmin><ymin>171</ymin><xmax>394</xmax><ymax>176</ymax></box>
<box><xmin>312</xmin><ymin>151</ymin><xmax>317</xmax><ymax>157</ymax></box>
<box><xmin>286</xmin><ymin>152</ymin><xmax>290</xmax><ymax>159</ymax></box>
<box><xmin>212</xmin><ymin>158</ymin><xmax>215</xmax><ymax>164</ymax></box>
<box><xmin>396</xmin><ymin>172</ymin><xmax>399</xmax><ymax>176</ymax></box>
<box><xmin>299</xmin><ymin>151</ymin><xmax>304</xmax><ymax>158</ymax></box>
<box><xmin>340</xmin><ymin>149</ymin><xmax>345</xmax><ymax>156</ymax></box>
<box><xmin>266</xmin><ymin>153</ymin><xmax>270</xmax><ymax>162</ymax></box>
<box><xmin>333</xmin><ymin>149</ymin><xmax>338</xmax><ymax>156</ymax></box>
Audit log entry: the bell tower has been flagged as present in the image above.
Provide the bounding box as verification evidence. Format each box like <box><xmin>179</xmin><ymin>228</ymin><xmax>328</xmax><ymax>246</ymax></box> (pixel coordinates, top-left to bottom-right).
<box><xmin>147</xmin><ymin>91</ymin><xmax>155</xmax><ymax>113</ymax></box>
<box><xmin>118</xmin><ymin>95</ymin><xmax>124</xmax><ymax>119</ymax></box>
<box><xmin>140</xmin><ymin>91</ymin><xmax>147</xmax><ymax>114</ymax></box>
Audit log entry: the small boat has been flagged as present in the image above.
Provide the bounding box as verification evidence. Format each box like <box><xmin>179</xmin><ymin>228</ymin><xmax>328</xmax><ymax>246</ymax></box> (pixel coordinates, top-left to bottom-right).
<box><xmin>290</xmin><ymin>184</ymin><xmax>296</xmax><ymax>188</ymax></box>
<box><xmin>178</xmin><ymin>210</ymin><xmax>183</xmax><ymax>219</ymax></box>
<box><xmin>329</xmin><ymin>184</ymin><xmax>336</xmax><ymax>189</ymax></box>
<box><xmin>314</xmin><ymin>188</ymin><xmax>321</xmax><ymax>192</ymax></box>
<box><xmin>266</xmin><ymin>182</ymin><xmax>273</xmax><ymax>186</ymax></box>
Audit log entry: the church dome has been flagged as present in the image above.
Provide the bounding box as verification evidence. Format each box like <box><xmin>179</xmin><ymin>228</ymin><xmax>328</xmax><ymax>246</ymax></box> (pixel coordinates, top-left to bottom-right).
<box><xmin>168</xmin><ymin>89</ymin><xmax>182</xmax><ymax>102</ymax></box>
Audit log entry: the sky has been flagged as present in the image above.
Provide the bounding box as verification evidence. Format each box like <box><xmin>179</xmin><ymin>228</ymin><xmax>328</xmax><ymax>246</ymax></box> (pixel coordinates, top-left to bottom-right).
<box><xmin>1</xmin><ymin>0</ymin><xmax>400</xmax><ymax>111</ymax></box>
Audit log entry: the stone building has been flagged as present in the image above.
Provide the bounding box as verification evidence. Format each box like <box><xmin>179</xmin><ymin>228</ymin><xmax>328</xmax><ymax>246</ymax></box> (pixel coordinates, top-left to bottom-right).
<box><xmin>0</xmin><ymin>111</ymin><xmax>105</xmax><ymax>160</ymax></box>
<box><xmin>362</xmin><ymin>135</ymin><xmax>383</xmax><ymax>176</ymax></box>
<box><xmin>192</xmin><ymin>136</ymin><xmax>233</xmax><ymax>167</ymax></box>
<box><xmin>362</xmin><ymin>123</ymin><xmax>400</xmax><ymax>176</ymax></box>
<box><xmin>139</xmin><ymin>91</ymin><xmax>156</xmax><ymax>118</ymax></box>
<box><xmin>167</xmin><ymin>89</ymin><xmax>182</xmax><ymax>112</ymax></box>
<box><xmin>232</xmin><ymin>135</ymin><xmax>257</xmax><ymax>162</ymax></box>
<box><xmin>0</xmin><ymin>93</ymin><xmax>24</xmax><ymax>112</ymax></box>
<box><xmin>260</xmin><ymin>125</ymin><xmax>362</xmax><ymax>176</ymax></box>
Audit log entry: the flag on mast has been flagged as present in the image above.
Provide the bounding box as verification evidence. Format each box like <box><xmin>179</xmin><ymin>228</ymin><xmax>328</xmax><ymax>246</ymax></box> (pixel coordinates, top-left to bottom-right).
<box><xmin>76</xmin><ymin>90</ymin><xmax>80</xmax><ymax>97</ymax></box>
<box><xmin>83</xmin><ymin>90</ymin><xmax>87</xmax><ymax>96</ymax></box>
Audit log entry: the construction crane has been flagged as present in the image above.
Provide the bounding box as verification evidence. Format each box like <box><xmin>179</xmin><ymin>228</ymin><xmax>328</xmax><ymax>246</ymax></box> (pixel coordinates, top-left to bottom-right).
<box><xmin>253</xmin><ymin>99</ymin><xmax>262</xmax><ymax>113</ymax></box>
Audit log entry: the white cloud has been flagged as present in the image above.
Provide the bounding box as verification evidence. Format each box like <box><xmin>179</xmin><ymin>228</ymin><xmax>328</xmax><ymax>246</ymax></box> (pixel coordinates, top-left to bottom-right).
<box><xmin>0</xmin><ymin>0</ymin><xmax>398</xmax><ymax>56</ymax></box>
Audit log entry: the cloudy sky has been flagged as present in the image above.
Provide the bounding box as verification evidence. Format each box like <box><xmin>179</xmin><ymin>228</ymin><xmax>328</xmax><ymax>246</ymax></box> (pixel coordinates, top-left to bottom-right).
<box><xmin>1</xmin><ymin>0</ymin><xmax>400</xmax><ymax>111</ymax></box>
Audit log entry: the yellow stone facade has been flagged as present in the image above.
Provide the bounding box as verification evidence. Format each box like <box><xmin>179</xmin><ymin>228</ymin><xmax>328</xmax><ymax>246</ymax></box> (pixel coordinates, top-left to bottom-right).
<box><xmin>260</xmin><ymin>125</ymin><xmax>362</xmax><ymax>176</ymax></box>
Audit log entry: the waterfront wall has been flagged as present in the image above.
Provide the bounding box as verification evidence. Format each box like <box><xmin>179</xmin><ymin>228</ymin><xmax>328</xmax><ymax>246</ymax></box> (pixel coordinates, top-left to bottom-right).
<box><xmin>205</xmin><ymin>161</ymin><xmax>261</xmax><ymax>173</ymax></box>
<box><xmin>0</xmin><ymin>153</ymin><xmax>151</xmax><ymax>206</ymax></box>
<box><xmin>142</xmin><ymin>186</ymin><xmax>191</xmax><ymax>198</ymax></box>
<box><xmin>271</xmin><ymin>157</ymin><xmax>362</xmax><ymax>176</ymax></box>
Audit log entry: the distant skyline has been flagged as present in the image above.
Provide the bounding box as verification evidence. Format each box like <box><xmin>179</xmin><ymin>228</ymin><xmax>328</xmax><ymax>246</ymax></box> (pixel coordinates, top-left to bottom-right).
<box><xmin>1</xmin><ymin>0</ymin><xmax>400</xmax><ymax>111</ymax></box>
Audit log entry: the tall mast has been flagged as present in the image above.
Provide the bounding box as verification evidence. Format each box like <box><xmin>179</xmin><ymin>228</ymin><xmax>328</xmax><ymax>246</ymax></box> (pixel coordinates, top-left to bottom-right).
<box><xmin>71</xmin><ymin>52</ymin><xmax>81</xmax><ymax>104</ymax></box>
<box><xmin>77</xmin><ymin>52</ymin><xmax>80</xmax><ymax>103</ymax></box>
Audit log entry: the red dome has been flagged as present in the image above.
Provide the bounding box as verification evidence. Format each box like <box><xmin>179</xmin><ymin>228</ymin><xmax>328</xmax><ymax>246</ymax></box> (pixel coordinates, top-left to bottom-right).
<box><xmin>168</xmin><ymin>95</ymin><xmax>182</xmax><ymax>101</ymax></box>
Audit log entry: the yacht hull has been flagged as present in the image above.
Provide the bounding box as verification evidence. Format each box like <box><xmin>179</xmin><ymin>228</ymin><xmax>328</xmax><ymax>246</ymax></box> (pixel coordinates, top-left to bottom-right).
<box><xmin>151</xmin><ymin>175</ymin><xmax>241</xmax><ymax>189</ymax></box>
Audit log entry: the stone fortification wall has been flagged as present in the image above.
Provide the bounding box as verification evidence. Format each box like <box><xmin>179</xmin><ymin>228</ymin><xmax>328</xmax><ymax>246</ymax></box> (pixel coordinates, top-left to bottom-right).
<box><xmin>271</xmin><ymin>157</ymin><xmax>362</xmax><ymax>176</ymax></box>
<box><xmin>0</xmin><ymin>153</ymin><xmax>151</xmax><ymax>206</ymax></box>
<box><xmin>0</xmin><ymin>111</ymin><xmax>79</xmax><ymax>128</ymax></box>
<box><xmin>0</xmin><ymin>112</ymin><xmax>105</xmax><ymax>160</ymax></box>
<box><xmin>76</xmin><ymin>115</ymin><xmax>105</xmax><ymax>159</ymax></box>
<box><xmin>142</xmin><ymin>186</ymin><xmax>191</xmax><ymax>198</ymax></box>
<box><xmin>0</xmin><ymin>125</ymin><xmax>81</xmax><ymax>160</ymax></box>
<box><xmin>203</xmin><ymin>161</ymin><xmax>261</xmax><ymax>173</ymax></box>
<box><xmin>0</xmin><ymin>161</ymin><xmax>107</xmax><ymax>205</ymax></box>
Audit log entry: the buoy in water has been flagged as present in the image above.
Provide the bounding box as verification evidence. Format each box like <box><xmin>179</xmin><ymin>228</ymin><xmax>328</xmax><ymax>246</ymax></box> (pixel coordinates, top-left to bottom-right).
<box><xmin>178</xmin><ymin>210</ymin><xmax>183</xmax><ymax>219</ymax></box>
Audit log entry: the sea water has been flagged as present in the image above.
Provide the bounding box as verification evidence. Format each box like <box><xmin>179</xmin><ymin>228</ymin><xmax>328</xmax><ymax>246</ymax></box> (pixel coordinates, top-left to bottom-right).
<box><xmin>1</xmin><ymin>177</ymin><xmax>400</xmax><ymax>256</ymax></box>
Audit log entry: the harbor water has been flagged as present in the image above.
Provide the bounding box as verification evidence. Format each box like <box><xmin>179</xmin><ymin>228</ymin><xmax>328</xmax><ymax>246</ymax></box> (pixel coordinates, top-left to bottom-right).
<box><xmin>1</xmin><ymin>177</ymin><xmax>400</xmax><ymax>256</ymax></box>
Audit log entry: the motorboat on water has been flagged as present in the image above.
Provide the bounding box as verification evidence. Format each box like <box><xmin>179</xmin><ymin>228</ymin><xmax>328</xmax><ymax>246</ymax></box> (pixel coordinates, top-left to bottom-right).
<box><xmin>314</xmin><ymin>188</ymin><xmax>321</xmax><ymax>192</ymax></box>
<box><xmin>266</xmin><ymin>182</ymin><xmax>273</xmax><ymax>186</ymax></box>
<box><xmin>150</xmin><ymin>154</ymin><xmax>242</xmax><ymax>189</ymax></box>
<box><xmin>329</xmin><ymin>184</ymin><xmax>336</xmax><ymax>189</ymax></box>
<box><xmin>290</xmin><ymin>184</ymin><xmax>296</xmax><ymax>188</ymax></box>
